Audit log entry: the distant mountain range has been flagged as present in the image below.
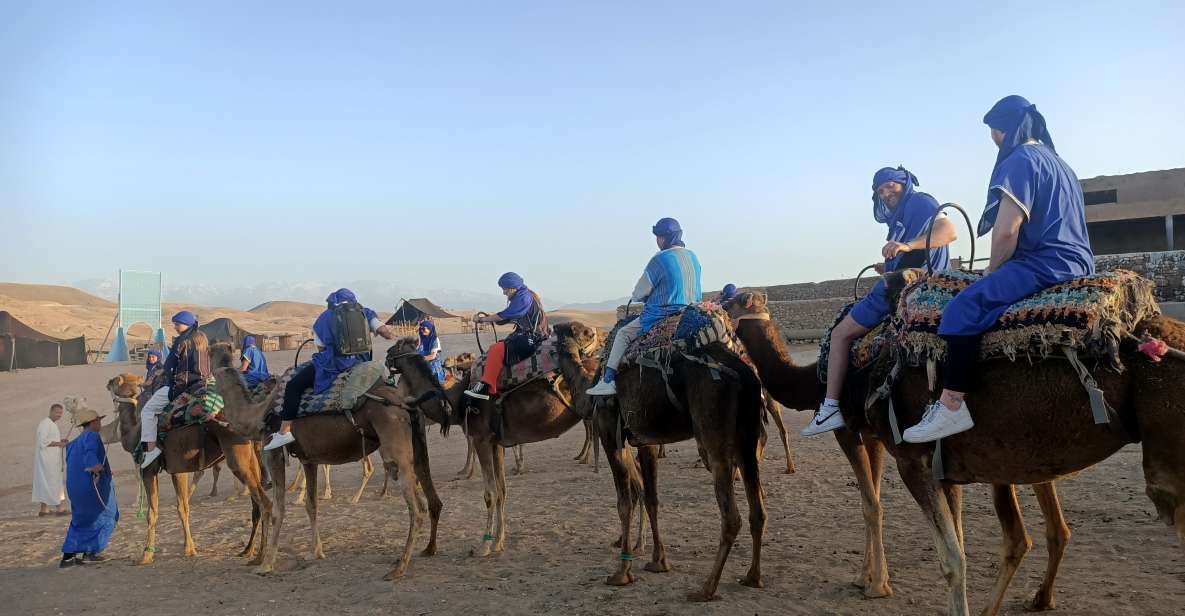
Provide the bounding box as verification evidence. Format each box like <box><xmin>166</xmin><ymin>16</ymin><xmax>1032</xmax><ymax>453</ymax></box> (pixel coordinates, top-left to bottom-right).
<box><xmin>557</xmin><ymin>296</ymin><xmax>631</xmax><ymax>312</ymax></box>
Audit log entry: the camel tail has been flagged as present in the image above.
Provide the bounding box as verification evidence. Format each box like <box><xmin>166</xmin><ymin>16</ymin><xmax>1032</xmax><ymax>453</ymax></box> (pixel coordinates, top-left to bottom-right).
<box><xmin>408</xmin><ymin>406</ymin><xmax>432</xmax><ymax>480</ymax></box>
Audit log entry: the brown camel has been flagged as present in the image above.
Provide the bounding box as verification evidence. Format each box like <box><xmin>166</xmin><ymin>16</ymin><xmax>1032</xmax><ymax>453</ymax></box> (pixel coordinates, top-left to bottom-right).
<box><xmin>728</xmin><ymin>282</ymin><xmax>1185</xmax><ymax>615</ymax></box>
<box><xmin>106</xmin><ymin>373</ymin><xmax>278</xmax><ymax>565</ymax></box>
<box><xmin>399</xmin><ymin>323</ymin><xmax>602</xmax><ymax>557</ymax></box>
<box><xmin>214</xmin><ymin>340</ymin><xmax>443</xmax><ymax>580</ymax></box>
<box><xmin>286</xmin><ymin>458</ymin><xmax>377</xmax><ymax>504</ymax></box>
<box><xmin>594</xmin><ymin>320</ymin><xmax>767</xmax><ymax>602</ymax></box>
<box><xmin>441</xmin><ymin>354</ymin><xmax>528</xmax><ymax>479</ymax></box>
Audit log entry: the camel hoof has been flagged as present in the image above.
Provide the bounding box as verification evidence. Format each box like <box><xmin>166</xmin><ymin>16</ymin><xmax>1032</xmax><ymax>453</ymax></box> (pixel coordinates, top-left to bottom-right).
<box><xmin>382</xmin><ymin>567</ymin><xmax>407</xmax><ymax>581</ymax></box>
<box><xmin>739</xmin><ymin>573</ymin><xmax>763</xmax><ymax>589</ymax></box>
<box><xmin>643</xmin><ymin>559</ymin><xmax>671</xmax><ymax>573</ymax></box>
<box><xmin>246</xmin><ymin>556</ymin><xmax>264</xmax><ymax>567</ymax></box>
<box><xmin>420</xmin><ymin>546</ymin><xmax>437</xmax><ymax>557</ymax></box>
<box><xmin>686</xmin><ymin>590</ymin><xmax>721</xmax><ymax>603</ymax></box>
<box><xmin>470</xmin><ymin>545</ymin><xmax>492</xmax><ymax>558</ymax></box>
<box><xmin>605</xmin><ymin>572</ymin><xmax>635</xmax><ymax>586</ymax></box>
<box><xmin>861</xmin><ymin>583</ymin><xmax>893</xmax><ymax>599</ymax></box>
<box><xmin>236</xmin><ymin>546</ymin><xmax>252</xmax><ymax>557</ymax></box>
<box><xmin>1024</xmin><ymin>594</ymin><xmax>1056</xmax><ymax>612</ymax></box>
<box><xmin>136</xmin><ymin>554</ymin><xmax>155</xmax><ymax>566</ymax></box>
<box><xmin>611</xmin><ymin>537</ymin><xmax>623</xmax><ymax>549</ymax></box>
<box><xmin>783</xmin><ymin>466</ymin><xmax>796</xmax><ymax>475</ymax></box>
<box><xmin>253</xmin><ymin>565</ymin><xmax>273</xmax><ymax>576</ymax></box>
<box><xmin>184</xmin><ymin>548</ymin><xmax>198</xmax><ymax>557</ymax></box>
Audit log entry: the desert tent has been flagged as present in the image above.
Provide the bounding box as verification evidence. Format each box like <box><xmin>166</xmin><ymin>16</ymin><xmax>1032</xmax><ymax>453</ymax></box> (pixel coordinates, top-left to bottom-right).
<box><xmin>386</xmin><ymin>298</ymin><xmax>460</xmax><ymax>325</ymax></box>
<box><xmin>0</xmin><ymin>311</ymin><xmax>87</xmax><ymax>371</ymax></box>
<box><xmin>198</xmin><ymin>317</ymin><xmax>254</xmax><ymax>349</ymax></box>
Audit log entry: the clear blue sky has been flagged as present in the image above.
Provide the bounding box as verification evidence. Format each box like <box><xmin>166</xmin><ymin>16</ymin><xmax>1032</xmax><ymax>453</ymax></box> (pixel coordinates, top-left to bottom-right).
<box><xmin>2</xmin><ymin>1</ymin><xmax>1183</xmax><ymax>304</ymax></box>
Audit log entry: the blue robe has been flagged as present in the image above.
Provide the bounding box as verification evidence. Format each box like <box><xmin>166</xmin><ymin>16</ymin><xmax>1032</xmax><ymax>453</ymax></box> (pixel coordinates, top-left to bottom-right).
<box><xmin>640</xmin><ymin>246</ymin><xmax>702</xmax><ymax>332</ymax></box>
<box><xmin>62</xmin><ymin>431</ymin><xmax>118</xmax><ymax>555</ymax></box>
<box><xmin>311</xmin><ymin>305</ymin><xmax>379</xmax><ymax>394</ymax></box>
<box><xmin>940</xmin><ymin>143</ymin><xmax>1094</xmax><ymax>336</ymax></box>
<box><xmin>241</xmin><ymin>345</ymin><xmax>270</xmax><ymax>387</ymax></box>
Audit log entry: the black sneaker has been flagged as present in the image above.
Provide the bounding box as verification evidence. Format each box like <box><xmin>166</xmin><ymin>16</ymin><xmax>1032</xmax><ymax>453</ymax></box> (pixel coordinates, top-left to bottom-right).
<box><xmin>59</xmin><ymin>555</ymin><xmax>84</xmax><ymax>568</ymax></box>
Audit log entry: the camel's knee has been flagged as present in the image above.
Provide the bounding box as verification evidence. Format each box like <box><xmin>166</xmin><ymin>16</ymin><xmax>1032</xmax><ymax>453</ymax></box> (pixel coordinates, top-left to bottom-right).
<box><xmin>721</xmin><ymin>512</ymin><xmax>742</xmax><ymax>544</ymax></box>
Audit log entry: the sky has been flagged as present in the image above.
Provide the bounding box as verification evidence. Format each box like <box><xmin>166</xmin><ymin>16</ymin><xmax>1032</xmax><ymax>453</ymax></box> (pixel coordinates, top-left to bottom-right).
<box><xmin>2</xmin><ymin>1</ymin><xmax>1183</xmax><ymax>306</ymax></box>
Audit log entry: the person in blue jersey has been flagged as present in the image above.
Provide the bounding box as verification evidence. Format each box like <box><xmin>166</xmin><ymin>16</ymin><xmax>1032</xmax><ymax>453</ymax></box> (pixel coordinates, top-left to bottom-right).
<box><xmin>417</xmin><ymin>320</ymin><xmax>447</xmax><ymax>384</ymax></box>
<box><xmin>140</xmin><ymin>311</ymin><xmax>210</xmax><ymax>468</ymax></box>
<box><xmin>587</xmin><ymin>217</ymin><xmax>702</xmax><ymax>396</ymax></box>
<box><xmin>803</xmin><ymin>167</ymin><xmax>958</xmax><ymax>437</ymax></box>
<box><xmin>60</xmin><ymin>406</ymin><xmax>118</xmax><ymax>567</ymax></box>
<box><xmin>719</xmin><ymin>283</ymin><xmax>738</xmax><ymax>303</ymax></box>
<box><xmin>465</xmin><ymin>273</ymin><xmax>548</xmax><ymax>400</ymax></box>
<box><xmin>264</xmin><ymin>289</ymin><xmax>398</xmax><ymax>451</ymax></box>
<box><xmin>902</xmin><ymin>96</ymin><xmax>1095</xmax><ymax>443</ymax></box>
<box><xmin>239</xmin><ymin>335</ymin><xmax>270</xmax><ymax>387</ymax></box>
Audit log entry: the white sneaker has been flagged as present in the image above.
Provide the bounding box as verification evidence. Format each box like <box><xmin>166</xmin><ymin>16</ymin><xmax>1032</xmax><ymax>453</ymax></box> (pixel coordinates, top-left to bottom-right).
<box><xmin>140</xmin><ymin>447</ymin><xmax>162</xmax><ymax>469</ymax></box>
<box><xmin>262</xmin><ymin>431</ymin><xmax>296</xmax><ymax>451</ymax></box>
<box><xmin>902</xmin><ymin>400</ymin><xmax>975</xmax><ymax>443</ymax></box>
<box><xmin>463</xmin><ymin>383</ymin><xmax>491</xmax><ymax>401</ymax></box>
<box><xmin>585</xmin><ymin>379</ymin><xmax>617</xmax><ymax>396</ymax></box>
<box><xmin>801</xmin><ymin>404</ymin><xmax>844</xmax><ymax>437</ymax></box>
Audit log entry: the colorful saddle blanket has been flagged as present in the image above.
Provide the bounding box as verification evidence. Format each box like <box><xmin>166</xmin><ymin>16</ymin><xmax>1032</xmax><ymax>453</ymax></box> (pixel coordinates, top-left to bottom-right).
<box><xmin>270</xmin><ymin>361</ymin><xmax>386</xmax><ymax>417</ymax></box>
<box><xmin>817</xmin><ymin>302</ymin><xmax>890</xmax><ymax>383</ymax></box>
<box><xmin>610</xmin><ymin>302</ymin><xmax>749</xmax><ymax>368</ymax></box>
<box><xmin>157</xmin><ymin>378</ymin><xmax>226</xmax><ymax>433</ymax></box>
<box><xmin>894</xmin><ymin>269</ymin><xmax>1159</xmax><ymax>367</ymax></box>
<box><xmin>470</xmin><ymin>337</ymin><xmax>561</xmax><ymax>391</ymax></box>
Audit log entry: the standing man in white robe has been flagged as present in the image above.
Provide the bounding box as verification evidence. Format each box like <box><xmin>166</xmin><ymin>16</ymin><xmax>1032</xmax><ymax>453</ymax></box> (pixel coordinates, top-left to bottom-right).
<box><xmin>33</xmin><ymin>403</ymin><xmax>67</xmax><ymax>516</ymax></box>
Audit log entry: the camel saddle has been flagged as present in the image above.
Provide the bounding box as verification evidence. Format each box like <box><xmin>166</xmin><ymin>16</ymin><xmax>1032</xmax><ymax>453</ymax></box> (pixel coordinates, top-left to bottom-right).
<box><xmin>609</xmin><ymin>302</ymin><xmax>750</xmax><ymax>369</ymax></box>
<box><xmin>470</xmin><ymin>337</ymin><xmax>562</xmax><ymax>392</ymax></box>
<box><xmin>893</xmin><ymin>269</ymin><xmax>1159</xmax><ymax>370</ymax></box>
<box><xmin>156</xmin><ymin>378</ymin><xmax>227</xmax><ymax>434</ymax></box>
<box><xmin>270</xmin><ymin>360</ymin><xmax>387</xmax><ymax>417</ymax></box>
<box><xmin>817</xmin><ymin>301</ymin><xmax>891</xmax><ymax>383</ymax></box>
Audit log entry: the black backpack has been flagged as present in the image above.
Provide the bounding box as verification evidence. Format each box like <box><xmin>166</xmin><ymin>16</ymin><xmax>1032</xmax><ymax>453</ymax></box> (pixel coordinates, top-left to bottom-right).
<box><xmin>331</xmin><ymin>301</ymin><xmax>372</xmax><ymax>356</ymax></box>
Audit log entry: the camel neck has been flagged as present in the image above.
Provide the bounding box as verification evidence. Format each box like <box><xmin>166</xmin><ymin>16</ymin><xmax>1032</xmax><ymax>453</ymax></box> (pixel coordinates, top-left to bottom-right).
<box><xmin>735</xmin><ymin>318</ymin><xmax>823</xmax><ymax>411</ymax></box>
<box><xmin>118</xmin><ymin>402</ymin><xmax>140</xmax><ymax>453</ymax></box>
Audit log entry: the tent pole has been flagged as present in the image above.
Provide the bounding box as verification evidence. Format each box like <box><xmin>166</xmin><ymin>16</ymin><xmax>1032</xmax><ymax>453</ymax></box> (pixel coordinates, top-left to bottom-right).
<box><xmin>96</xmin><ymin>311</ymin><xmax>119</xmax><ymax>362</ymax></box>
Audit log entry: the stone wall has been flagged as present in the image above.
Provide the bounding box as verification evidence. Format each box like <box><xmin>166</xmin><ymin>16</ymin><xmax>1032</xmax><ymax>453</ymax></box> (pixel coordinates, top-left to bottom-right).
<box><xmin>1094</xmin><ymin>250</ymin><xmax>1185</xmax><ymax>302</ymax></box>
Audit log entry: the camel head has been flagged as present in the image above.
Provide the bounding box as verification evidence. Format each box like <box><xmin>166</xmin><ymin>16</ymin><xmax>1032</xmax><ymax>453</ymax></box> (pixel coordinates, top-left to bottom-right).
<box><xmin>386</xmin><ymin>337</ymin><xmax>453</xmax><ymax>430</ymax></box>
<box><xmin>444</xmin><ymin>352</ymin><xmax>476</xmax><ymax>373</ymax></box>
<box><xmin>724</xmin><ymin>290</ymin><xmax>769</xmax><ymax>321</ymax></box>
<box><xmin>881</xmin><ymin>268</ymin><xmax>927</xmax><ymax>314</ymax></box>
<box><xmin>553</xmin><ymin>320</ymin><xmax>603</xmax><ymax>381</ymax></box>
<box><xmin>209</xmin><ymin>341</ymin><xmax>236</xmax><ymax>370</ymax></box>
<box><xmin>106</xmin><ymin>373</ymin><xmax>144</xmax><ymax>399</ymax></box>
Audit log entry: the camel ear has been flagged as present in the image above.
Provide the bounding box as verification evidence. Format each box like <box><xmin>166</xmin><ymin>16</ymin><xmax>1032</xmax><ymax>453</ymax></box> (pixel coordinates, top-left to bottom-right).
<box><xmin>115</xmin><ymin>375</ymin><xmax>125</xmax><ymax>386</ymax></box>
<box><xmin>553</xmin><ymin>322</ymin><xmax>572</xmax><ymax>338</ymax></box>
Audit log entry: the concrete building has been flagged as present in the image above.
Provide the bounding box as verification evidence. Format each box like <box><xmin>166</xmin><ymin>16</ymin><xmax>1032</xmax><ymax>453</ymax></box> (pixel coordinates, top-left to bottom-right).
<box><xmin>1082</xmin><ymin>168</ymin><xmax>1185</xmax><ymax>254</ymax></box>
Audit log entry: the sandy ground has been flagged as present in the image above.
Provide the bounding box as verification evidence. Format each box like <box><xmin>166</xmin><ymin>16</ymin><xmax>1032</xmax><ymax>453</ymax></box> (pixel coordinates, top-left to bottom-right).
<box><xmin>0</xmin><ymin>334</ymin><xmax>1182</xmax><ymax>615</ymax></box>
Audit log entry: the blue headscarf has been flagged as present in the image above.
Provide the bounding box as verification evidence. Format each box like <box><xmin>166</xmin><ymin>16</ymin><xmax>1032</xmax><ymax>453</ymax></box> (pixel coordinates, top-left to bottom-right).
<box><xmin>145</xmin><ymin>348</ymin><xmax>163</xmax><ymax>373</ymax></box>
<box><xmin>171</xmin><ymin>310</ymin><xmax>198</xmax><ymax>327</ymax></box>
<box><xmin>720</xmin><ymin>283</ymin><xmax>738</xmax><ymax>302</ymax></box>
<box><xmin>417</xmin><ymin>320</ymin><xmax>438</xmax><ymax>355</ymax></box>
<box><xmin>497</xmin><ymin>272</ymin><xmax>526</xmax><ymax>291</ymax></box>
<box><xmin>326</xmin><ymin>288</ymin><xmax>357</xmax><ymax>308</ymax></box>
<box><xmin>243</xmin><ymin>335</ymin><xmax>256</xmax><ymax>347</ymax></box>
<box><xmin>871</xmin><ymin>166</ymin><xmax>920</xmax><ymax>225</ymax></box>
<box><xmin>979</xmin><ymin>95</ymin><xmax>1056</xmax><ymax>236</ymax></box>
<box><xmin>652</xmin><ymin>217</ymin><xmax>685</xmax><ymax>249</ymax></box>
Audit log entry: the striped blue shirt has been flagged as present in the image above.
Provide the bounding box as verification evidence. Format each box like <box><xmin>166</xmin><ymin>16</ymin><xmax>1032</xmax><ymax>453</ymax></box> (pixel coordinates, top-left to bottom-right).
<box><xmin>635</xmin><ymin>246</ymin><xmax>702</xmax><ymax>332</ymax></box>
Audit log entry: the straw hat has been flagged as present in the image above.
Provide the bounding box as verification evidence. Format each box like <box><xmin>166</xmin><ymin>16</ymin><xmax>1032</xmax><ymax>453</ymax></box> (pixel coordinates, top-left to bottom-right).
<box><xmin>75</xmin><ymin>407</ymin><xmax>105</xmax><ymax>426</ymax></box>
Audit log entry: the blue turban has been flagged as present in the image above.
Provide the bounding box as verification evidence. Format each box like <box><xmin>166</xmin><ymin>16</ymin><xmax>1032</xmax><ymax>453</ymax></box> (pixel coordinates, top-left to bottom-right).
<box><xmin>497</xmin><ymin>272</ymin><xmax>526</xmax><ymax>290</ymax></box>
<box><xmin>145</xmin><ymin>348</ymin><xmax>163</xmax><ymax>372</ymax></box>
<box><xmin>243</xmin><ymin>335</ymin><xmax>256</xmax><ymax>347</ymax></box>
<box><xmin>979</xmin><ymin>95</ymin><xmax>1056</xmax><ymax>235</ymax></box>
<box><xmin>417</xmin><ymin>320</ymin><xmax>438</xmax><ymax>355</ymax></box>
<box><xmin>652</xmin><ymin>217</ymin><xmax>685</xmax><ymax>249</ymax></box>
<box><xmin>171</xmin><ymin>310</ymin><xmax>198</xmax><ymax>327</ymax></box>
<box><xmin>720</xmin><ymin>283</ymin><xmax>738</xmax><ymax>302</ymax></box>
<box><xmin>326</xmin><ymin>288</ymin><xmax>357</xmax><ymax>307</ymax></box>
<box><xmin>871</xmin><ymin>166</ymin><xmax>919</xmax><ymax>224</ymax></box>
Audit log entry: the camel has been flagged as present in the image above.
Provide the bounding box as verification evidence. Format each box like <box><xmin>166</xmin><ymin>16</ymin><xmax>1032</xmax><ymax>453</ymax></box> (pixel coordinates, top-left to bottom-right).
<box><xmin>399</xmin><ymin>323</ymin><xmax>602</xmax><ymax>557</ymax></box>
<box><xmin>594</xmin><ymin>317</ymin><xmax>767</xmax><ymax>602</ymax></box>
<box><xmin>727</xmin><ymin>282</ymin><xmax>1185</xmax><ymax>615</ymax></box>
<box><xmin>442</xmin><ymin>354</ymin><xmax>527</xmax><ymax>479</ymax></box>
<box><xmin>286</xmin><ymin>458</ymin><xmax>377</xmax><ymax>504</ymax></box>
<box><xmin>214</xmin><ymin>340</ymin><xmax>443</xmax><ymax>580</ymax></box>
<box><xmin>106</xmin><ymin>373</ymin><xmax>279</xmax><ymax>565</ymax></box>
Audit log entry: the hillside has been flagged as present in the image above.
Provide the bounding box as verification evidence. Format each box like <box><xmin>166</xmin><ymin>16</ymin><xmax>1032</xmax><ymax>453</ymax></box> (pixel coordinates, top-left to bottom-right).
<box><xmin>249</xmin><ymin>300</ymin><xmax>325</xmax><ymax>319</ymax></box>
<box><xmin>0</xmin><ymin>282</ymin><xmax>114</xmax><ymax>308</ymax></box>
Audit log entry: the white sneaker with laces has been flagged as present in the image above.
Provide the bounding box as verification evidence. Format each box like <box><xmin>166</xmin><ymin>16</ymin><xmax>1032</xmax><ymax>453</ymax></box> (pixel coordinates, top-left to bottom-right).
<box><xmin>801</xmin><ymin>403</ymin><xmax>844</xmax><ymax>437</ymax></box>
<box><xmin>902</xmin><ymin>399</ymin><xmax>975</xmax><ymax>443</ymax></box>
<box><xmin>263</xmin><ymin>431</ymin><xmax>296</xmax><ymax>451</ymax></box>
<box><xmin>140</xmin><ymin>447</ymin><xmax>162</xmax><ymax>469</ymax></box>
<box><xmin>585</xmin><ymin>379</ymin><xmax>617</xmax><ymax>396</ymax></box>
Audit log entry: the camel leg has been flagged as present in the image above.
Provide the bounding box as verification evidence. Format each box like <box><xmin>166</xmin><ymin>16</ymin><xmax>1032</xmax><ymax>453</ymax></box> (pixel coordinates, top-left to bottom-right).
<box><xmin>470</xmin><ymin>439</ymin><xmax>499</xmax><ymax>557</ymax></box>
<box><xmin>257</xmin><ymin>451</ymin><xmax>287</xmax><ymax>575</ymax></box>
<box><xmin>767</xmin><ymin>403</ymin><xmax>795</xmax><ymax>474</ymax></box>
<box><xmin>981</xmin><ymin>484</ymin><xmax>1033</xmax><ymax>616</ymax></box>
<box><xmin>511</xmin><ymin>444</ymin><xmax>525</xmax><ymax>476</ymax></box>
<box><xmin>381</xmin><ymin>452</ymin><xmax>425</xmax><ymax>581</ymax></box>
<box><xmin>574</xmin><ymin>419</ymin><xmax>593</xmax><ymax>463</ymax></box>
<box><xmin>237</xmin><ymin>476</ymin><xmax>249</xmax><ymax>498</ymax></box>
<box><xmin>209</xmin><ymin>462</ymin><xmax>221</xmax><ymax>497</ymax></box>
<box><xmin>138</xmin><ymin>471</ymin><xmax>160</xmax><ymax>565</ymax></box>
<box><xmin>222</xmin><ymin>442</ymin><xmax>271</xmax><ymax>564</ymax></box>
<box><xmin>352</xmin><ymin>455</ymin><xmax>374</xmax><ymax>504</ymax></box>
<box><xmin>411</xmin><ymin>423</ymin><xmax>443</xmax><ymax>557</ymax></box>
<box><xmin>492</xmin><ymin>443</ymin><xmax>510</xmax><ymax>551</ymax></box>
<box><xmin>737</xmin><ymin>429</ymin><xmax>767</xmax><ymax>589</ymax></box>
<box><xmin>287</xmin><ymin>463</ymin><xmax>303</xmax><ymax>492</ymax></box>
<box><xmin>898</xmin><ymin>457</ymin><xmax>969</xmax><ymax>616</ymax></box>
<box><xmin>636</xmin><ymin>445</ymin><xmax>671</xmax><ymax>573</ymax></box>
<box><xmin>172</xmin><ymin>472</ymin><xmax>198</xmax><ymax>557</ymax></box>
<box><xmin>657</xmin><ymin>444</ymin><xmax>667</xmax><ymax>459</ymax></box>
<box><xmin>945</xmin><ymin>483</ymin><xmax>966</xmax><ymax>551</ymax></box>
<box><xmin>1027</xmin><ymin>482</ymin><xmax>1071</xmax><ymax>612</ymax></box>
<box><xmin>603</xmin><ymin>438</ymin><xmax>639</xmax><ymax>586</ymax></box>
<box><xmin>379</xmin><ymin>457</ymin><xmax>392</xmax><ymax>497</ymax></box>
<box><xmin>302</xmin><ymin>462</ymin><xmax>325</xmax><ymax>560</ymax></box>
<box><xmin>190</xmin><ymin>468</ymin><xmax>204</xmax><ymax>498</ymax></box>
<box><xmin>321</xmin><ymin>464</ymin><xmax>332</xmax><ymax>500</ymax></box>
<box><xmin>835</xmin><ymin>429</ymin><xmax>891</xmax><ymax>597</ymax></box>
<box><xmin>457</xmin><ymin>438</ymin><xmax>477</xmax><ymax>480</ymax></box>
<box><xmin>688</xmin><ymin>449</ymin><xmax>743</xmax><ymax>602</ymax></box>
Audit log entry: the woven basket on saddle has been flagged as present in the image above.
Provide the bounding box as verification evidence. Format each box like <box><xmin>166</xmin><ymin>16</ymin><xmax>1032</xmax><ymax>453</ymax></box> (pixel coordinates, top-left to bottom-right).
<box><xmin>892</xmin><ymin>268</ymin><xmax>1160</xmax><ymax>372</ymax></box>
<box><xmin>817</xmin><ymin>302</ymin><xmax>892</xmax><ymax>383</ymax></box>
<box><xmin>270</xmin><ymin>360</ymin><xmax>388</xmax><ymax>418</ymax></box>
<box><xmin>606</xmin><ymin>302</ymin><xmax>753</xmax><ymax>372</ymax></box>
<box><xmin>470</xmin><ymin>338</ymin><xmax>565</xmax><ymax>396</ymax></box>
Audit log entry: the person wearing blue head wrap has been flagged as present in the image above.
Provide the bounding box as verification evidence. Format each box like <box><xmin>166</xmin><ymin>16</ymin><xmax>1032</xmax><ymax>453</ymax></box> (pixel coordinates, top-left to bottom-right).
<box><xmin>804</xmin><ymin>166</ymin><xmax>959</xmax><ymax>438</ymax></box>
<box><xmin>720</xmin><ymin>284</ymin><xmax>738</xmax><ymax>303</ymax></box>
<box><xmin>144</xmin><ymin>348</ymin><xmax>163</xmax><ymax>378</ymax></box>
<box><xmin>265</xmin><ymin>289</ymin><xmax>398</xmax><ymax>451</ymax></box>
<box><xmin>465</xmin><ymin>273</ymin><xmax>549</xmax><ymax>399</ymax></box>
<box><xmin>140</xmin><ymin>310</ymin><xmax>211</xmax><ymax>468</ymax></box>
<box><xmin>417</xmin><ymin>320</ymin><xmax>446</xmax><ymax>384</ymax></box>
<box><xmin>239</xmin><ymin>334</ymin><xmax>271</xmax><ymax>388</ymax></box>
<box><xmin>587</xmin><ymin>217</ymin><xmax>702</xmax><ymax>396</ymax></box>
<box><xmin>901</xmin><ymin>96</ymin><xmax>1095</xmax><ymax>444</ymax></box>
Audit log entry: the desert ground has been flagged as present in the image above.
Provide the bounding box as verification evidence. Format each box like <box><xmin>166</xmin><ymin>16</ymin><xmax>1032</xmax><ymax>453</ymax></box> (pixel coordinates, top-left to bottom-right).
<box><xmin>1</xmin><ymin>331</ymin><xmax>1182</xmax><ymax>616</ymax></box>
